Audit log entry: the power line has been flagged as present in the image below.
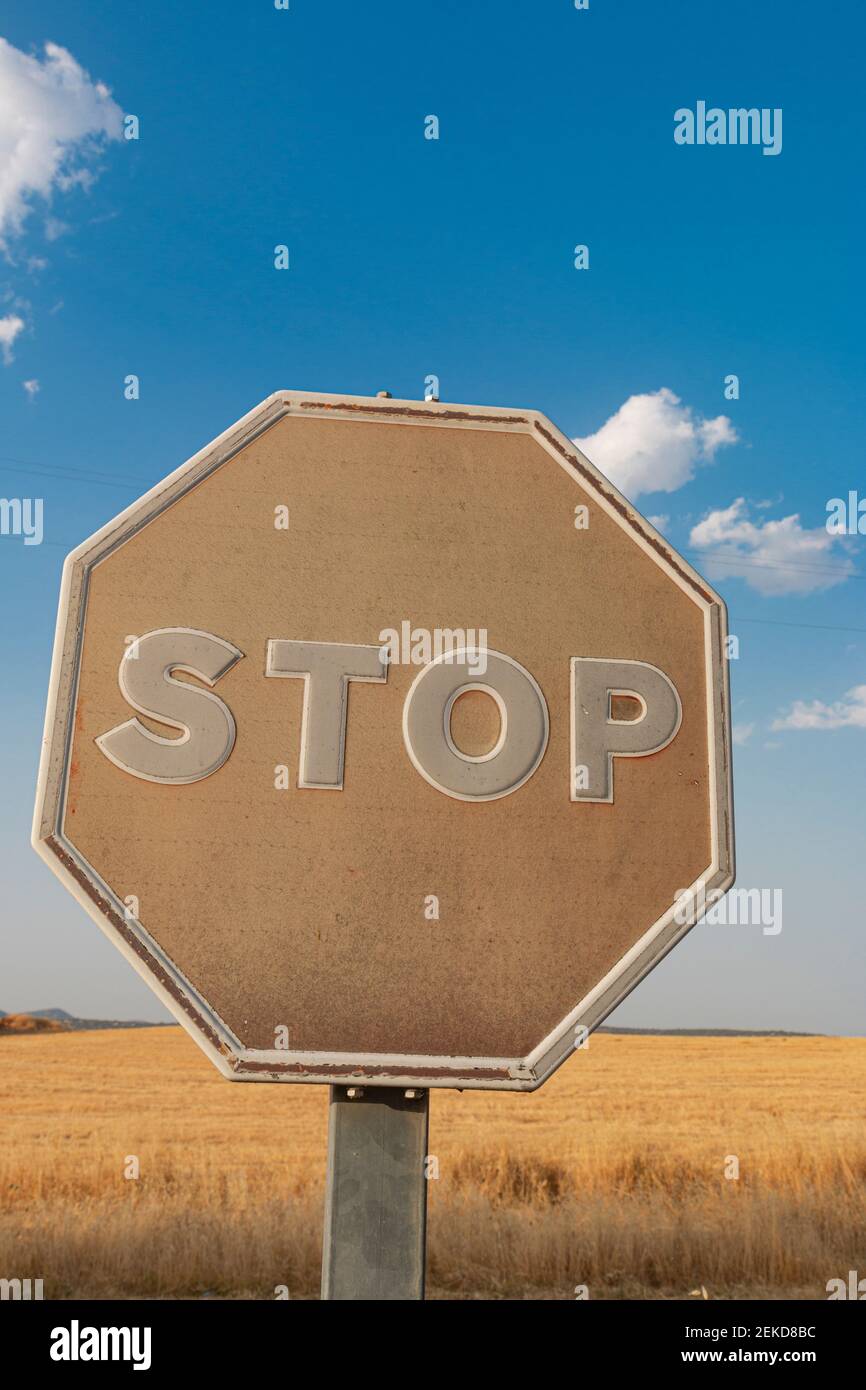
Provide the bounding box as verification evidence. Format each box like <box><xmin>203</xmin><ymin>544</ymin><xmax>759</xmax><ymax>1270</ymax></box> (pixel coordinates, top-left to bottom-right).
<box><xmin>732</xmin><ymin>616</ymin><xmax>866</xmax><ymax>636</ymax></box>
<box><xmin>2</xmin><ymin>455</ymin><xmax>862</xmax><ymax>585</ymax></box>
<box><xmin>18</xmin><ymin>550</ymin><xmax>866</xmax><ymax>638</ymax></box>
<box><xmin>686</xmin><ymin>547</ymin><xmax>860</xmax><ymax>580</ymax></box>
<box><xmin>0</xmin><ymin>455</ymin><xmax>151</xmax><ymax>491</ymax></box>
<box><xmin>3</xmin><ymin>455</ymin><xmax>861</xmax><ymax>592</ymax></box>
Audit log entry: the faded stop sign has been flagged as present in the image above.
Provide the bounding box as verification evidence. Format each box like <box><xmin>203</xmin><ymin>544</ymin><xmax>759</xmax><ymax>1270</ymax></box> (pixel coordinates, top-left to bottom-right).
<box><xmin>33</xmin><ymin>391</ymin><xmax>734</xmax><ymax>1090</ymax></box>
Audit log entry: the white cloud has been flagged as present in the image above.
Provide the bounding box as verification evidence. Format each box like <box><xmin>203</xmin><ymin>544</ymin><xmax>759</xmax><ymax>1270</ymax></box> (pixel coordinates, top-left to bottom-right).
<box><xmin>0</xmin><ymin>311</ymin><xmax>24</xmax><ymax>362</ymax></box>
<box><xmin>0</xmin><ymin>38</ymin><xmax>123</xmax><ymax>248</ymax></box>
<box><xmin>22</xmin><ymin>377</ymin><xmax>39</xmax><ymax>397</ymax></box>
<box><xmin>647</xmin><ymin>513</ymin><xmax>670</xmax><ymax>531</ymax></box>
<box><xmin>44</xmin><ymin>215</ymin><xmax>69</xmax><ymax>242</ymax></box>
<box><xmin>573</xmin><ymin>388</ymin><xmax>738</xmax><ymax>498</ymax></box>
<box><xmin>732</xmin><ymin>722</ymin><xmax>755</xmax><ymax>746</ymax></box>
<box><xmin>689</xmin><ymin>497</ymin><xmax>856</xmax><ymax>596</ymax></box>
<box><xmin>772</xmin><ymin>685</ymin><xmax>866</xmax><ymax>732</ymax></box>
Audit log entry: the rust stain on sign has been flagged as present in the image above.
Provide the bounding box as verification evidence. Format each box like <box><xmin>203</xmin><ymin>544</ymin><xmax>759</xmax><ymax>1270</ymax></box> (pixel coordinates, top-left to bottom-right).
<box><xmin>46</xmin><ymin>835</ymin><xmax>226</xmax><ymax>1054</ymax></box>
<box><xmin>231</xmin><ymin>1058</ymin><xmax>514</xmax><ymax>1083</ymax></box>
<box><xmin>298</xmin><ymin>399</ymin><xmax>529</xmax><ymax>426</ymax></box>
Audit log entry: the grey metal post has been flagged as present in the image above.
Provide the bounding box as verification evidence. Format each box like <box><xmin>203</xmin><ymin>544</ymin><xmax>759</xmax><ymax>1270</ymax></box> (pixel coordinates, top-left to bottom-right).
<box><xmin>321</xmin><ymin>1085</ymin><xmax>430</xmax><ymax>1300</ymax></box>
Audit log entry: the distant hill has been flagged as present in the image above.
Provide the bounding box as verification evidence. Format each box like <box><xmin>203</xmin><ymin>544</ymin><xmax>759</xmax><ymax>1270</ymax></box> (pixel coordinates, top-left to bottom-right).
<box><xmin>0</xmin><ymin>1013</ymin><xmax>67</xmax><ymax>1034</ymax></box>
<box><xmin>0</xmin><ymin>1010</ymin><xmax>818</xmax><ymax>1039</ymax></box>
<box><xmin>598</xmin><ymin>1026</ymin><xmax>819</xmax><ymax>1038</ymax></box>
<box><xmin>0</xmin><ymin>1009</ymin><xmax>174</xmax><ymax>1035</ymax></box>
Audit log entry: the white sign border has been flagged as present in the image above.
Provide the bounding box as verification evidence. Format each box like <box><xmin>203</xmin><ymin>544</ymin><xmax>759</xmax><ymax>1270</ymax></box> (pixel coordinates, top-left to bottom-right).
<box><xmin>32</xmin><ymin>391</ymin><xmax>735</xmax><ymax>1091</ymax></box>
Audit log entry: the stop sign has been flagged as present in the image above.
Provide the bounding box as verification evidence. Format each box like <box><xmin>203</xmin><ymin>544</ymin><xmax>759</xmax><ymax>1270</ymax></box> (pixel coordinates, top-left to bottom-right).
<box><xmin>33</xmin><ymin>391</ymin><xmax>734</xmax><ymax>1090</ymax></box>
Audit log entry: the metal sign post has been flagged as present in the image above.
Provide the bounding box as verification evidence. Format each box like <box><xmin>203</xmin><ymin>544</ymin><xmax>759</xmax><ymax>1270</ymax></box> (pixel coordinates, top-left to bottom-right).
<box><xmin>322</xmin><ymin>1086</ymin><xmax>430</xmax><ymax>1300</ymax></box>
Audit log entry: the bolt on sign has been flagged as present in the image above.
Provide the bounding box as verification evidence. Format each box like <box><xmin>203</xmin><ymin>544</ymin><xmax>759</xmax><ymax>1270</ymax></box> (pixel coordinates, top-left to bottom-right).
<box><xmin>33</xmin><ymin>392</ymin><xmax>734</xmax><ymax>1091</ymax></box>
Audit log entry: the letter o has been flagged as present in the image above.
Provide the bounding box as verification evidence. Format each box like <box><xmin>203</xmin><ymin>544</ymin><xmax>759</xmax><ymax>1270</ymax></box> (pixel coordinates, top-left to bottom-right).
<box><xmin>402</xmin><ymin>648</ymin><xmax>549</xmax><ymax>801</ymax></box>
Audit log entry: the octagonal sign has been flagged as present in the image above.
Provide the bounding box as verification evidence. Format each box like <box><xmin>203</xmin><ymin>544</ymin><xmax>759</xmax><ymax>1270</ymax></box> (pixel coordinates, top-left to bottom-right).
<box><xmin>33</xmin><ymin>391</ymin><xmax>734</xmax><ymax>1090</ymax></box>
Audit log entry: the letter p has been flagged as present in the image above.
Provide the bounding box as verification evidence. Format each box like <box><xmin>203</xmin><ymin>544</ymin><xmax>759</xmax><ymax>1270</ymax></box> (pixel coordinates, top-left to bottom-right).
<box><xmin>570</xmin><ymin>658</ymin><xmax>682</xmax><ymax>803</ymax></box>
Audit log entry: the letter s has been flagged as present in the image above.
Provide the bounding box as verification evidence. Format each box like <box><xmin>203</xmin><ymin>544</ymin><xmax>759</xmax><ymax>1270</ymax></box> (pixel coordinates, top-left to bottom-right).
<box><xmin>96</xmin><ymin>628</ymin><xmax>243</xmax><ymax>784</ymax></box>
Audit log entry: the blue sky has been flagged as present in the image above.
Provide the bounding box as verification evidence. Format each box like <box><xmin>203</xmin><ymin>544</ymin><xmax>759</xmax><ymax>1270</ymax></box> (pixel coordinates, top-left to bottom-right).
<box><xmin>1</xmin><ymin>1</ymin><xmax>863</xmax><ymax>1030</ymax></box>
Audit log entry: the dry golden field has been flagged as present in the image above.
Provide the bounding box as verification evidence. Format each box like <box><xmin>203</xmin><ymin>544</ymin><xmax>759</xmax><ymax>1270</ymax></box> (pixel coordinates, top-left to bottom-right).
<box><xmin>1</xmin><ymin>1027</ymin><xmax>863</xmax><ymax>1300</ymax></box>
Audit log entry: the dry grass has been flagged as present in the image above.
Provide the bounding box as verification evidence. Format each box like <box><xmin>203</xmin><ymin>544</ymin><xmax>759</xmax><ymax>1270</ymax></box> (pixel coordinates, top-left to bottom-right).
<box><xmin>1</xmin><ymin>1028</ymin><xmax>863</xmax><ymax>1299</ymax></box>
